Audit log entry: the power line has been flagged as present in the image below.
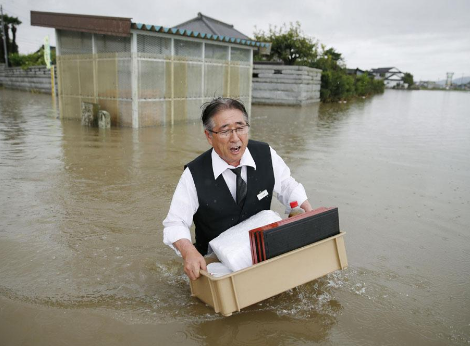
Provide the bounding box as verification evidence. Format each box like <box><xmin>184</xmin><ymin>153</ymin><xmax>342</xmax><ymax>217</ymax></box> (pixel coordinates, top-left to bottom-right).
<box><xmin>16</xmin><ymin>38</ymin><xmax>41</xmax><ymax>45</ymax></box>
<box><xmin>3</xmin><ymin>0</ymin><xmax>26</xmax><ymax>11</ymax></box>
<box><xmin>2</xmin><ymin>0</ymin><xmax>29</xmax><ymax>20</ymax></box>
<box><xmin>1</xmin><ymin>6</ymin><xmax>22</xmax><ymax>18</ymax></box>
<box><xmin>0</xmin><ymin>5</ymin><xmax>29</xmax><ymax>34</ymax></box>
<box><xmin>16</xmin><ymin>36</ymin><xmax>39</xmax><ymax>42</ymax></box>
<box><xmin>1</xmin><ymin>8</ymin><xmax>29</xmax><ymax>23</ymax></box>
<box><xmin>15</xmin><ymin>43</ymin><xmax>37</xmax><ymax>49</ymax></box>
<box><xmin>1</xmin><ymin>5</ymin><xmax>45</xmax><ymax>54</ymax></box>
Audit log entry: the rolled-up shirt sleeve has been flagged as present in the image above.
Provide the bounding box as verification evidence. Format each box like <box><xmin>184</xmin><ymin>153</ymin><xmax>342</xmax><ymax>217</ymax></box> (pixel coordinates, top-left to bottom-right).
<box><xmin>163</xmin><ymin>167</ymin><xmax>199</xmax><ymax>256</ymax></box>
<box><xmin>270</xmin><ymin>147</ymin><xmax>308</xmax><ymax>211</ymax></box>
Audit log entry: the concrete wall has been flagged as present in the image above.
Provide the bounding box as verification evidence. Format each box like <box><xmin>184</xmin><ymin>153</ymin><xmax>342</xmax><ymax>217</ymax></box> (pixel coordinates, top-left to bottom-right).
<box><xmin>0</xmin><ymin>63</ymin><xmax>57</xmax><ymax>94</ymax></box>
<box><xmin>252</xmin><ymin>64</ymin><xmax>321</xmax><ymax>106</ymax></box>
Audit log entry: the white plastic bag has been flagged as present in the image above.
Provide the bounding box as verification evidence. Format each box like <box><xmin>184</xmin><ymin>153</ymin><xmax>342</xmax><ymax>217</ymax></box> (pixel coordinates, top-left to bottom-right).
<box><xmin>208</xmin><ymin>210</ymin><xmax>282</xmax><ymax>272</ymax></box>
<box><xmin>207</xmin><ymin>262</ymin><xmax>232</xmax><ymax>277</ymax></box>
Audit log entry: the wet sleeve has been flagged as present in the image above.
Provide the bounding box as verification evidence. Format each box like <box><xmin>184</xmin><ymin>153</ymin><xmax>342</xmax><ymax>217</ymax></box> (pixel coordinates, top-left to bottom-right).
<box><xmin>270</xmin><ymin>147</ymin><xmax>308</xmax><ymax>212</ymax></box>
<box><xmin>162</xmin><ymin>167</ymin><xmax>199</xmax><ymax>256</ymax></box>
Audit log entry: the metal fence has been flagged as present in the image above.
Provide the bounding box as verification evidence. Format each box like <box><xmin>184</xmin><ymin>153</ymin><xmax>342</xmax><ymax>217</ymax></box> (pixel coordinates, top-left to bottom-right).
<box><xmin>56</xmin><ymin>30</ymin><xmax>252</xmax><ymax>127</ymax></box>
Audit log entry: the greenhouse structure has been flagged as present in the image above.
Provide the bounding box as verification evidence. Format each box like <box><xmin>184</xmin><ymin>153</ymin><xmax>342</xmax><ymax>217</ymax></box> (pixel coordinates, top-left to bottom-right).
<box><xmin>31</xmin><ymin>11</ymin><xmax>270</xmax><ymax>127</ymax></box>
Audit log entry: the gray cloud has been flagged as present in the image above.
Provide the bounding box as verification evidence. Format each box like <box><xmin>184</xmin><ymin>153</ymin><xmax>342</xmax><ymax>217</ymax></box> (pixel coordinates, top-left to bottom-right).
<box><xmin>3</xmin><ymin>0</ymin><xmax>469</xmax><ymax>81</ymax></box>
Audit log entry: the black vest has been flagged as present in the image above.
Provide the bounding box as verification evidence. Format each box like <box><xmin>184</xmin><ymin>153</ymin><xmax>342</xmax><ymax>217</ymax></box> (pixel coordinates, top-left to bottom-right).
<box><xmin>186</xmin><ymin>140</ymin><xmax>275</xmax><ymax>255</ymax></box>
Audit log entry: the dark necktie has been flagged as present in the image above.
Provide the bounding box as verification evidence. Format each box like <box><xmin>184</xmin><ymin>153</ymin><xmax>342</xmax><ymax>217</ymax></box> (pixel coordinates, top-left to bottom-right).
<box><xmin>231</xmin><ymin>167</ymin><xmax>247</xmax><ymax>208</ymax></box>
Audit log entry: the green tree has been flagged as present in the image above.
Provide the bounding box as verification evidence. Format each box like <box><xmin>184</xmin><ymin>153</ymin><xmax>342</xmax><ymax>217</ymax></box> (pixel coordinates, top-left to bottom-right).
<box><xmin>354</xmin><ymin>73</ymin><xmax>385</xmax><ymax>97</ymax></box>
<box><xmin>320</xmin><ymin>70</ymin><xmax>355</xmax><ymax>102</ymax></box>
<box><xmin>1</xmin><ymin>13</ymin><xmax>22</xmax><ymax>64</ymax></box>
<box><xmin>253</xmin><ymin>22</ymin><xmax>384</xmax><ymax>102</ymax></box>
<box><xmin>313</xmin><ymin>45</ymin><xmax>355</xmax><ymax>102</ymax></box>
<box><xmin>310</xmin><ymin>45</ymin><xmax>345</xmax><ymax>71</ymax></box>
<box><xmin>355</xmin><ymin>73</ymin><xmax>371</xmax><ymax>97</ymax></box>
<box><xmin>254</xmin><ymin>22</ymin><xmax>317</xmax><ymax>65</ymax></box>
<box><xmin>9</xmin><ymin>45</ymin><xmax>56</xmax><ymax>69</ymax></box>
<box><xmin>371</xmin><ymin>78</ymin><xmax>385</xmax><ymax>94</ymax></box>
<box><xmin>403</xmin><ymin>72</ymin><xmax>414</xmax><ymax>87</ymax></box>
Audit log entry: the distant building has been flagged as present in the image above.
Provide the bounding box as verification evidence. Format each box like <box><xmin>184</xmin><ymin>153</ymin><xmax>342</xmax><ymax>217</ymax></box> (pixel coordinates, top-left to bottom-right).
<box><xmin>346</xmin><ymin>68</ymin><xmax>365</xmax><ymax>76</ymax></box>
<box><xmin>416</xmin><ymin>81</ymin><xmax>439</xmax><ymax>89</ymax></box>
<box><xmin>370</xmin><ymin>67</ymin><xmax>404</xmax><ymax>88</ymax></box>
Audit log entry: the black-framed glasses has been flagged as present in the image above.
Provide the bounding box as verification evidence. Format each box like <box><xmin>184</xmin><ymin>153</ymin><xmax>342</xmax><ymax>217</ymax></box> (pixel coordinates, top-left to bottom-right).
<box><xmin>208</xmin><ymin>124</ymin><xmax>250</xmax><ymax>138</ymax></box>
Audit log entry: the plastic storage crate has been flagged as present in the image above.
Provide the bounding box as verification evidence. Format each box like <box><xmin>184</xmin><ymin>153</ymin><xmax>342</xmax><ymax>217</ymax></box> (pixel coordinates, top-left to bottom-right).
<box><xmin>190</xmin><ymin>232</ymin><xmax>348</xmax><ymax>316</ymax></box>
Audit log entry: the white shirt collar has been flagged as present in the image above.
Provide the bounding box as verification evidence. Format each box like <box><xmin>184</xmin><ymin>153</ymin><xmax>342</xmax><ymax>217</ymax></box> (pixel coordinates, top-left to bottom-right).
<box><xmin>211</xmin><ymin>147</ymin><xmax>257</xmax><ymax>180</ymax></box>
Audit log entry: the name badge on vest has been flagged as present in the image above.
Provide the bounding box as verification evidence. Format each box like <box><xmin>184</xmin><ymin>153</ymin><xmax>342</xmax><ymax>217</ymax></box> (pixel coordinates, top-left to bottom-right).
<box><xmin>257</xmin><ymin>190</ymin><xmax>268</xmax><ymax>200</ymax></box>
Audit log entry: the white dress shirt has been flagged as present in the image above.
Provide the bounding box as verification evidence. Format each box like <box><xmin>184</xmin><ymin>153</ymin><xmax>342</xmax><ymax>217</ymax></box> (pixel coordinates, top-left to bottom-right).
<box><xmin>163</xmin><ymin>146</ymin><xmax>308</xmax><ymax>255</ymax></box>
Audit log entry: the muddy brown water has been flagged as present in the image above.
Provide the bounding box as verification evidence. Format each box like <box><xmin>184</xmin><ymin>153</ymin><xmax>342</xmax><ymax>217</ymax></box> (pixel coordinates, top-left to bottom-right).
<box><xmin>1</xmin><ymin>88</ymin><xmax>469</xmax><ymax>345</ymax></box>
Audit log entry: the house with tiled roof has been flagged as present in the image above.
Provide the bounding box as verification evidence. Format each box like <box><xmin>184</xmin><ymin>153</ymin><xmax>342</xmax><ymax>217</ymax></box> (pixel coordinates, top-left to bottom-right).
<box><xmin>346</xmin><ymin>68</ymin><xmax>366</xmax><ymax>76</ymax></box>
<box><xmin>31</xmin><ymin>11</ymin><xmax>270</xmax><ymax>127</ymax></box>
<box><xmin>370</xmin><ymin>67</ymin><xmax>404</xmax><ymax>88</ymax></box>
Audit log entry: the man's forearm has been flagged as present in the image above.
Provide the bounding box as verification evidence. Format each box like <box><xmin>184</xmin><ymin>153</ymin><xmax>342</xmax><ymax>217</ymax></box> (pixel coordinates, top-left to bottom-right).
<box><xmin>174</xmin><ymin>239</ymin><xmax>207</xmax><ymax>280</ymax></box>
<box><xmin>162</xmin><ymin>167</ymin><xmax>199</xmax><ymax>254</ymax></box>
<box><xmin>300</xmin><ymin>199</ymin><xmax>313</xmax><ymax>212</ymax></box>
<box><xmin>174</xmin><ymin>238</ymin><xmax>197</xmax><ymax>258</ymax></box>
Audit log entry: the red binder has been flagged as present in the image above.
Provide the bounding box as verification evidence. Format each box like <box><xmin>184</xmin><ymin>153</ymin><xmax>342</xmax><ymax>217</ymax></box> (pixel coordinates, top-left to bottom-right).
<box><xmin>249</xmin><ymin>207</ymin><xmax>339</xmax><ymax>264</ymax></box>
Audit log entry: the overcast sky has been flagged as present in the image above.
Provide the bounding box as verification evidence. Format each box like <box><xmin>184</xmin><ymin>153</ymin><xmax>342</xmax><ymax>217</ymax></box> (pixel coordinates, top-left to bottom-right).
<box><xmin>3</xmin><ymin>0</ymin><xmax>469</xmax><ymax>81</ymax></box>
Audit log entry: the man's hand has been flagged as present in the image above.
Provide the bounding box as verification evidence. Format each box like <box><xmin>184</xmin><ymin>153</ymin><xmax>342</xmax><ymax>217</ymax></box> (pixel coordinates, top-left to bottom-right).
<box><xmin>174</xmin><ymin>239</ymin><xmax>207</xmax><ymax>281</ymax></box>
<box><xmin>300</xmin><ymin>199</ymin><xmax>313</xmax><ymax>212</ymax></box>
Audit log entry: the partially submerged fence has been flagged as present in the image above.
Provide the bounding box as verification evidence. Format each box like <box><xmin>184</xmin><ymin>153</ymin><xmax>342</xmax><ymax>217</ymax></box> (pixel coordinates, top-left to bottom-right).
<box><xmin>56</xmin><ymin>30</ymin><xmax>254</xmax><ymax>127</ymax></box>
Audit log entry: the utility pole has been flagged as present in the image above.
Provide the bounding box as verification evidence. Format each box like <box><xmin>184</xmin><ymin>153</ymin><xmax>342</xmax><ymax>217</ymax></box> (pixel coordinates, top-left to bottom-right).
<box><xmin>0</xmin><ymin>5</ymin><xmax>8</xmax><ymax>67</ymax></box>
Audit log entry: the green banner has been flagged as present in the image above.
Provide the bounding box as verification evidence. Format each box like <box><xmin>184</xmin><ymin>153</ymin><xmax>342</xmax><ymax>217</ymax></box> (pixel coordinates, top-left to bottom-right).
<box><xmin>44</xmin><ymin>36</ymin><xmax>51</xmax><ymax>69</ymax></box>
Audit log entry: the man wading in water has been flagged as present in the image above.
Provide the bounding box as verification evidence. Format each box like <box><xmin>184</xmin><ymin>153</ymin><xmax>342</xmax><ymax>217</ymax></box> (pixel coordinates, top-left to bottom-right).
<box><xmin>163</xmin><ymin>97</ymin><xmax>313</xmax><ymax>280</ymax></box>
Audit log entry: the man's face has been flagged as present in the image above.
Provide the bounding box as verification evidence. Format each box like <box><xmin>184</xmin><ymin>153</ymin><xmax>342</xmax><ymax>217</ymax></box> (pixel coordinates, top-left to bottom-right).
<box><xmin>205</xmin><ymin>108</ymin><xmax>249</xmax><ymax>167</ymax></box>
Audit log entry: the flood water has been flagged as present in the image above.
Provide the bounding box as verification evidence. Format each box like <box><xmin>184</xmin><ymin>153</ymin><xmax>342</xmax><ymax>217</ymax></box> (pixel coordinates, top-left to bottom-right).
<box><xmin>1</xmin><ymin>88</ymin><xmax>469</xmax><ymax>345</ymax></box>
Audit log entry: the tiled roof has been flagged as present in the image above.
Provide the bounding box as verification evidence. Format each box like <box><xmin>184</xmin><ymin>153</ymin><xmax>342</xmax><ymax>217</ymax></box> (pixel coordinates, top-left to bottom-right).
<box><xmin>30</xmin><ymin>11</ymin><xmax>270</xmax><ymax>49</ymax></box>
<box><xmin>174</xmin><ymin>13</ymin><xmax>250</xmax><ymax>40</ymax></box>
<box><xmin>370</xmin><ymin>67</ymin><xmax>398</xmax><ymax>74</ymax></box>
<box><xmin>131</xmin><ymin>22</ymin><xmax>270</xmax><ymax>48</ymax></box>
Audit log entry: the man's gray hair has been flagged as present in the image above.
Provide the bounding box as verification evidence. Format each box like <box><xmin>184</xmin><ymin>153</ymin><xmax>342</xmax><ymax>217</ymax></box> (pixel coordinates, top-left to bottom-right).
<box><xmin>201</xmin><ymin>97</ymin><xmax>249</xmax><ymax>132</ymax></box>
